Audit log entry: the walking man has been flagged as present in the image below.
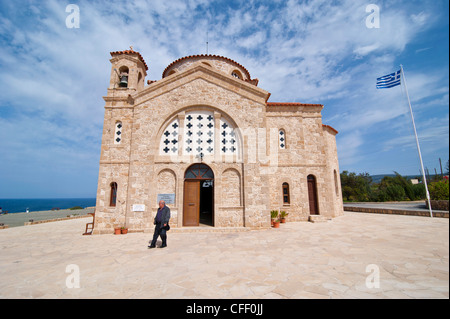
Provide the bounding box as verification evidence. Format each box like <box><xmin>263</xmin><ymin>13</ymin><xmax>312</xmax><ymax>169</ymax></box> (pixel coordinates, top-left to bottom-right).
<box><xmin>148</xmin><ymin>200</ymin><xmax>171</xmax><ymax>249</ymax></box>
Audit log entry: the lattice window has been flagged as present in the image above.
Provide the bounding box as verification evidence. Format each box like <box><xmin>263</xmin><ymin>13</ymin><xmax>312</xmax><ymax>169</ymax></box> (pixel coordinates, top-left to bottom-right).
<box><xmin>183</xmin><ymin>111</ymin><xmax>215</xmax><ymax>157</ymax></box>
<box><xmin>159</xmin><ymin>111</ymin><xmax>239</xmax><ymax>157</ymax></box>
<box><xmin>279</xmin><ymin>129</ymin><xmax>286</xmax><ymax>149</ymax></box>
<box><xmin>220</xmin><ymin>118</ymin><xmax>237</xmax><ymax>155</ymax></box>
<box><xmin>114</xmin><ymin>121</ymin><xmax>123</xmax><ymax>144</ymax></box>
<box><xmin>160</xmin><ymin>118</ymin><xmax>179</xmax><ymax>155</ymax></box>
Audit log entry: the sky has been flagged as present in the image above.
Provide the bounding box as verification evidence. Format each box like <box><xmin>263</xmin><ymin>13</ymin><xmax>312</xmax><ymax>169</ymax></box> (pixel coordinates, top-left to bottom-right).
<box><xmin>0</xmin><ymin>0</ymin><xmax>448</xmax><ymax>198</ymax></box>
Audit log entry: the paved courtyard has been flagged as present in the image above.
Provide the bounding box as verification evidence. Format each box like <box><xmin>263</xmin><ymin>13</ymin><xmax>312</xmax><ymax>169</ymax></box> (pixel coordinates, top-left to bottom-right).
<box><xmin>0</xmin><ymin>212</ymin><xmax>448</xmax><ymax>299</ymax></box>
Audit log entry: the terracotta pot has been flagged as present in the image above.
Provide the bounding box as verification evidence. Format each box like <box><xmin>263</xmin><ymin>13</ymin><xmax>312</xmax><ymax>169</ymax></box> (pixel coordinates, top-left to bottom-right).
<box><xmin>281</xmin><ymin>218</ymin><xmax>286</xmax><ymax>223</ymax></box>
<box><xmin>114</xmin><ymin>227</ymin><xmax>121</xmax><ymax>235</ymax></box>
<box><xmin>271</xmin><ymin>218</ymin><xmax>274</xmax><ymax>226</ymax></box>
<box><xmin>273</xmin><ymin>221</ymin><xmax>280</xmax><ymax>228</ymax></box>
<box><xmin>121</xmin><ymin>228</ymin><xmax>128</xmax><ymax>234</ymax></box>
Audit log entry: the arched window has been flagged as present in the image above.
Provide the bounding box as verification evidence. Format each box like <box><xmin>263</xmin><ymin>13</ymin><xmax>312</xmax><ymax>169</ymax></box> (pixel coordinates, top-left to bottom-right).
<box><xmin>334</xmin><ymin>170</ymin><xmax>339</xmax><ymax>197</ymax></box>
<box><xmin>307</xmin><ymin>175</ymin><xmax>319</xmax><ymax>215</ymax></box>
<box><xmin>231</xmin><ymin>70</ymin><xmax>242</xmax><ymax>79</ymax></box>
<box><xmin>159</xmin><ymin>110</ymin><xmax>239</xmax><ymax>158</ymax></box>
<box><xmin>138</xmin><ymin>72</ymin><xmax>142</xmax><ymax>87</ymax></box>
<box><xmin>185</xmin><ymin>163</ymin><xmax>214</xmax><ymax>179</ymax></box>
<box><xmin>279</xmin><ymin>129</ymin><xmax>286</xmax><ymax>149</ymax></box>
<box><xmin>114</xmin><ymin>121</ymin><xmax>122</xmax><ymax>144</ymax></box>
<box><xmin>110</xmin><ymin>182</ymin><xmax>118</xmax><ymax>207</ymax></box>
<box><xmin>282</xmin><ymin>182</ymin><xmax>290</xmax><ymax>204</ymax></box>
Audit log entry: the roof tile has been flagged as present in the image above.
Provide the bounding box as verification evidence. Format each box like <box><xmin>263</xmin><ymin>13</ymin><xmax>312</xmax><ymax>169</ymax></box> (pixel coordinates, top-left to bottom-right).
<box><xmin>110</xmin><ymin>50</ymin><xmax>148</xmax><ymax>71</ymax></box>
<box><xmin>266</xmin><ymin>102</ymin><xmax>323</xmax><ymax>107</ymax></box>
<box><xmin>162</xmin><ymin>54</ymin><xmax>251</xmax><ymax>80</ymax></box>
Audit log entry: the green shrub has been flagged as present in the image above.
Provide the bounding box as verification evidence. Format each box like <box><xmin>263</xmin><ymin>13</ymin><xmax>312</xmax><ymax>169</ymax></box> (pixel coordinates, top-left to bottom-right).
<box><xmin>428</xmin><ymin>181</ymin><xmax>449</xmax><ymax>200</ymax></box>
<box><xmin>69</xmin><ymin>206</ymin><xmax>83</xmax><ymax>210</ymax></box>
<box><xmin>385</xmin><ymin>185</ymin><xmax>406</xmax><ymax>201</ymax></box>
<box><xmin>369</xmin><ymin>188</ymin><xmax>388</xmax><ymax>202</ymax></box>
<box><xmin>412</xmin><ymin>183</ymin><xmax>426</xmax><ymax>200</ymax></box>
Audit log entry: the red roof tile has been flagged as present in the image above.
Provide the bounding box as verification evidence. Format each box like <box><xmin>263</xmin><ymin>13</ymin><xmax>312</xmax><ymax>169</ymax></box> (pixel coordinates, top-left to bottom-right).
<box><xmin>266</xmin><ymin>102</ymin><xmax>323</xmax><ymax>107</ymax></box>
<box><xmin>110</xmin><ymin>50</ymin><xmax>148</xmax><ymax>71</ymax></box>
<box><xmin>322</xmin><ymin>124</ymin><xmax>339</xmax><ymax>134</ymax></box>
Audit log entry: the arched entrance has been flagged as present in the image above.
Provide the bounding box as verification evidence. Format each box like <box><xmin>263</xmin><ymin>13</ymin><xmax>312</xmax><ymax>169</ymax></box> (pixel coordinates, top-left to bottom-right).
<box><xmin>307</xmin><ymin>175</ymin><xmax>319</xmax><ymax>215</ymax></box>
<box><xmin>183</xmin><ymin>164</ymin><xmax>214</xmax><ymax>226</ymax></box>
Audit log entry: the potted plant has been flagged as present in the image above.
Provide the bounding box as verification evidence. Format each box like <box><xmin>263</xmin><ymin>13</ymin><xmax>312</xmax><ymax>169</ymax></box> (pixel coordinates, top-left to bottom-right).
<box><xmin>270</xmin><ymin>210</ymin><xmax>279</xmax><ymax>227</ymax></box>
<box><xmin>280</xmin><ymin>211</ymin><xmax>288</xmax><ymax>223</ymax></box>
<box><xmin>273</xmin><ymin>218</ymin><xmax>280</xmax><ymax>228</ymax></box>
<box><xmin>114</xmin><ymin>226</ymin><xmax>121</xmax><ymax>235</ymax></box>
<box><xmin>121</xmin><ymin>226</ymin><xmax>128</xmax><ymax>234</ymax></box>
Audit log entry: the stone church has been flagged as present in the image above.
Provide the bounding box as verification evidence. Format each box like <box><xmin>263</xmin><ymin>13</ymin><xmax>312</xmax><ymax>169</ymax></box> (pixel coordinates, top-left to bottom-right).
<box><xmin>93</xmin><ymin>49</ymin><xmax>343</xmax><ymax>234</ymax></box>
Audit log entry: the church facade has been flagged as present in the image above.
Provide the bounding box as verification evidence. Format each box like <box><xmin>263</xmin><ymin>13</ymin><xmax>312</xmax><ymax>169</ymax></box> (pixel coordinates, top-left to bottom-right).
<box><xmin>93</xmin><ymin>50</ymin><xmax>343</xmax><ymax>234</ymax></box>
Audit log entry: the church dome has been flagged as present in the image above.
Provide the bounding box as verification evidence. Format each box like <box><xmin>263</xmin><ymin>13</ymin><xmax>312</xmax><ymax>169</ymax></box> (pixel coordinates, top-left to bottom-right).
<box><xmin>162</xmin><ymin>54</ymin><xmax>251</xmax><ymax>81</ymax></box>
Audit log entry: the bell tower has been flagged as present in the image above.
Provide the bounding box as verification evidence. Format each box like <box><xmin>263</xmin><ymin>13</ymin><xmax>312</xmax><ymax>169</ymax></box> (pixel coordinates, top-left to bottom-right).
<box><xmin>107</xmin><ymin>47</ymin><xmax>148</xmax><ymax>97</ymax></box>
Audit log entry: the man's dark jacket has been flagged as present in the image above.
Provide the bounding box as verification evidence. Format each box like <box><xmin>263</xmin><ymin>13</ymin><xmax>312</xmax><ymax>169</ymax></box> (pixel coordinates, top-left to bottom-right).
<box><xmin>154</xmin><ymin>205</ymin><xmax>171</xmax><ymax>229</ymax></box>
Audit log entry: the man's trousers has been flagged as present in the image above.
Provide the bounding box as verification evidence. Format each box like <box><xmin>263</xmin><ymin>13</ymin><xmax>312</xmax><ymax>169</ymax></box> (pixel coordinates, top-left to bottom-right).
<box><xmin>150</xmin><ymin>223</ymin><xmax>167</xmax><ymax>247</ymax></box>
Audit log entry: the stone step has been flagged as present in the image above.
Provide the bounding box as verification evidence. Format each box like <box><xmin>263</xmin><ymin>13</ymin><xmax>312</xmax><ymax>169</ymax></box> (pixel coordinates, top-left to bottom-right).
<box><xmin>170</xmin><ymin>226</ymin><xmax>251</xmax><ymax>233</ymax></box>
<box><xmin>308</xmin><ymin>215</ymin><xmax>330</xmax><ymax>223</ymax></box>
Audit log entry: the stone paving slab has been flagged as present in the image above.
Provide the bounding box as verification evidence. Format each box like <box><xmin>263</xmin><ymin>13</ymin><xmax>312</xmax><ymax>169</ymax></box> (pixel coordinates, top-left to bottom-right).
<box><xmin>0</xmin><ymin>212</ymin><xmax>448</xmax><ymax>299</ymax></box>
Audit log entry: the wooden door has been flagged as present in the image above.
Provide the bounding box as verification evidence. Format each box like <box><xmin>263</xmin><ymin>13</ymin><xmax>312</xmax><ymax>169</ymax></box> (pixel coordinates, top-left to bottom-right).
<box><xmin>183</xmin><ymin>180</ymin><xmax>200</xmax><ymax>226</ymax></box>
<box><xmin>308</xmin><ymin>176</ymin><xmax>319</xmax><ymax>215</ymax></box>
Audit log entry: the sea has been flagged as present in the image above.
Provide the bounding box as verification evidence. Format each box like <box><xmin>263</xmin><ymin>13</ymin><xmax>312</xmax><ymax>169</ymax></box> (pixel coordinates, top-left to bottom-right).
<box><xmin>0</xmin><ymin>198</ymin><xmax>96</xmax><ymax>214</ymax></box>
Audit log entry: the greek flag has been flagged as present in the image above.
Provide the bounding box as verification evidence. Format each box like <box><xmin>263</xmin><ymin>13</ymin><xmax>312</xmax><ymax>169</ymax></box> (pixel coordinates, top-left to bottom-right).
<box><xmin>376</xmin><ymin>70</ymin><xmax>401</xmax><ymax>89</ymax></box>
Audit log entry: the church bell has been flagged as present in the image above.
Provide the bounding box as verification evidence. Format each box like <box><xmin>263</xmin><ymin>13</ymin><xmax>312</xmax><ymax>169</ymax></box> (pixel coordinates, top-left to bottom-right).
<box><xmin>119</xmin><ymin>73</ymin><xmax>128</xmax><ymax>87</ymax></box>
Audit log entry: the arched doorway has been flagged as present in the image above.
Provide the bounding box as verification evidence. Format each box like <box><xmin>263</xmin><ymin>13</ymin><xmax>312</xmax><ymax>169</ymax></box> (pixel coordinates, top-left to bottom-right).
<box><xmin>307</xmin><ymin>175</ymin><xmax>319</xmax><ymax>215</ymax></box>
<box><xmin>183</xmin><ymin>164</ymin><xmax>214</xmax><ymax>226</ymax></box>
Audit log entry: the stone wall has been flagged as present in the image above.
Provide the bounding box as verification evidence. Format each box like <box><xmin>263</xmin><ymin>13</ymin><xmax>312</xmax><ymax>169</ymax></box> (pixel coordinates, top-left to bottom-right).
<box><xmin>221</xmin><ymin>168</ymin><xmax>241</xmax><ymax>207</ymax></box>
<box><xmin>426</xmin><ymin>200</ymin><xmax>449</xmax><ymax>211</ymax></box>
<box><xmin>344</xmin><ymin>205</ymin><xmax>448</xmax><ymax>218</ymax></box>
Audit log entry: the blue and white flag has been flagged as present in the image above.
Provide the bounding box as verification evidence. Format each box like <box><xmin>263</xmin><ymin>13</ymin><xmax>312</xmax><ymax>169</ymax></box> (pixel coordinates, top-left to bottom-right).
<box><xmin>376</xmin><ymin>70</ymin><xmax>401</xmax><ymax>89</ymax></box>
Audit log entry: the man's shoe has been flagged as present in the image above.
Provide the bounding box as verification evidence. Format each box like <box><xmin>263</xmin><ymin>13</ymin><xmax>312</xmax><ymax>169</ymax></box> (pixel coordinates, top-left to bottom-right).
<box><xmin>159</xmin><ymin>245</ymin><xmax>167</xmax><ymax>248</ymax></box>
<box><xmin>148</xmin><ymin>245</ymin><xmax>156</xmax><ymax>249</ymax></box>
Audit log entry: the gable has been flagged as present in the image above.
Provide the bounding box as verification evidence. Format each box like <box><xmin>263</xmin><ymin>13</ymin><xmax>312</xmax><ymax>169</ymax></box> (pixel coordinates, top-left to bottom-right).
<box><xmin>132</xmin><ymin>62</ymin><xmax>270</xmax><ymax>106</ymax></box>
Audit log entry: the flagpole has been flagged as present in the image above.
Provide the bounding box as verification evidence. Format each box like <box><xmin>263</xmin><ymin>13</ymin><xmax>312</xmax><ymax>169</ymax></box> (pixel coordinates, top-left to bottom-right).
<box><xmin>400</xmin><ymin>64</ymin><xmax>433</xmax><ymax>218</ymax></box>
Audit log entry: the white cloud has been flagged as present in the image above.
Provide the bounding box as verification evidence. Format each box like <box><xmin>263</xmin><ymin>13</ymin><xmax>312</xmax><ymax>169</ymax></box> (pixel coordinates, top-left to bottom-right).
<box><xmin>336</xmin><ymin>131</ymin><xmax>365</xmax><ymax>167</ymax></box>
<box><xmin>410</xmin><ymin>11</ymin><xmax>429</xmax><ymax>26</ymax></box>
<box><xmin>353</xmin><ymin>43</ymin><xmax>381</xmax><ymax>56</ymax></box>
<box><xmin>0</xmin><ymin>0</ymin><xmax>448</xmax><ymax>196</ymax></box>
